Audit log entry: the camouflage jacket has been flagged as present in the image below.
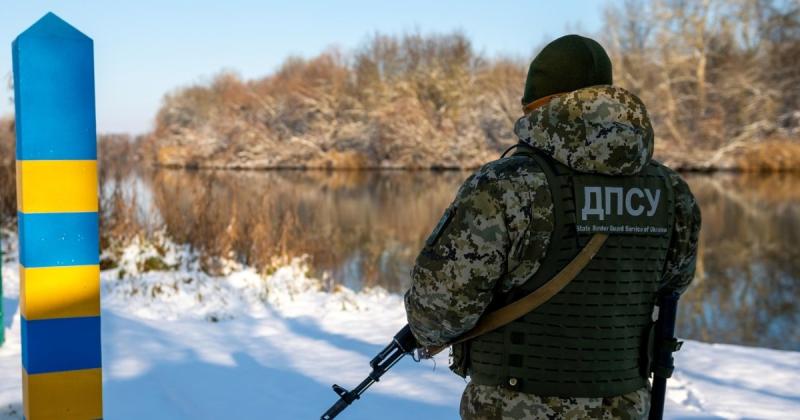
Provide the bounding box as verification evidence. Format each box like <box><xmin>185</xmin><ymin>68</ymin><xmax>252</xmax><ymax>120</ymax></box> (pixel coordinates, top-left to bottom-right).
<box><xmin>404</xmin><ymin>85</ymin><xmax>701</xmax><ymax>419</ymax></box>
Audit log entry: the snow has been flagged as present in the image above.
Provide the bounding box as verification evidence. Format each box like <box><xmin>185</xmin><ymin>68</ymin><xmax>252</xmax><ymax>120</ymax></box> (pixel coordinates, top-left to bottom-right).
<box><xmin>1</xmin><ymin>234</ymin><xmax>799</xmax><ymax>420</ymax></box>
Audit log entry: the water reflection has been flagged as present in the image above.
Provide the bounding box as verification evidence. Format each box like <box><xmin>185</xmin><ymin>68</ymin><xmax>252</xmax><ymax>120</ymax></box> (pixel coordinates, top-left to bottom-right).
<box><xmin>147</xmin><ymin>169</ymin><xmax>465</xmax><ymax>291</ymax></box>
<box><xmin>130</xmin><ymin>169</ymin><xmax>799</xmax><ymax>350</ymax></box>
<box><xmin>681</xmin><ymin>174</ymin><xmax>800</xmax><ymax>350</ymax></box>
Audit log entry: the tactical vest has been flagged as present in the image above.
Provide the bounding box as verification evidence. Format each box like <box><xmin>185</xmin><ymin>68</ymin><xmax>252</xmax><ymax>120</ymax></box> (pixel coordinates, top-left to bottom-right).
<box><xmin>464</xmin><ymin>149</ymin><xmax>675</xmax><ymax>397</ymax></box>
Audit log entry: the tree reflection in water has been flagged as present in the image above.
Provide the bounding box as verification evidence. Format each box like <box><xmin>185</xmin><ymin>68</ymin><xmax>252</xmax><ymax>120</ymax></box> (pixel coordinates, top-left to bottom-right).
<box><xmin>117</xmin><ymin>169</ymin><xmax>799</xmax><ymax>350</ymax></box>
<box><xmin>682</xmin><ymin>174</ymin><xmax>800</xmax><ymax>350</ymax></box>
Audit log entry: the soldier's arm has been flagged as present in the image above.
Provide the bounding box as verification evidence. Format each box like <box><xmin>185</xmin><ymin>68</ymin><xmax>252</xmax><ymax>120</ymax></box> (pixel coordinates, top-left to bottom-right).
<box><xmin>404</xmin><ymin>172</ymin><xmax>512</xmax><ymax>347</ymax></box>
<box><xmin>661</xmin><ymin>172</ymin><xmax>702</xmax><ymax>294</ymax></box>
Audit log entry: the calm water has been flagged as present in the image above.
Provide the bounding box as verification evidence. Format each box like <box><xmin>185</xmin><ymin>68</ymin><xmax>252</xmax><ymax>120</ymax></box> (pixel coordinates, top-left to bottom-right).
<box><xmin>112</xmin><ymin>169</ymin><xmax>800</xmax><ymax>351</ymax></box>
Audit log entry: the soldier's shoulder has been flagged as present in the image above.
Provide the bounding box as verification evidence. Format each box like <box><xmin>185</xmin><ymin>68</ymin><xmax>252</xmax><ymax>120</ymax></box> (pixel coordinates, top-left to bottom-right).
<box><xmin>650</xmin><ymin>159</ymin><xmax>694</xmax><ymax>196</ymax></box>
<box><xmin>464</xmin><ymin>155</ymin><xmax>547</xmax><ymax>190</ymax></box>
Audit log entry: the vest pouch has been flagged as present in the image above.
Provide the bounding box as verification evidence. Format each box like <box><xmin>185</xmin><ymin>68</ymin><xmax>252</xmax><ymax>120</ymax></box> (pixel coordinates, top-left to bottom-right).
<box><xmin>449</xmin><ymin>341</ymin><xmax>470</xmax><ymax>378</ymax></box>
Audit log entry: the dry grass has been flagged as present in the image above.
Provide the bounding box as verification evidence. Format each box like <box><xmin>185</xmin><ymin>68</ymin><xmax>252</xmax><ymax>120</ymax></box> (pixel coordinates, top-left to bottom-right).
<box><xmin>145</xmin><ymin>169</ymin><xmax>463</xmax><ymax>285</ymax></box>
<box><xmin>0</xmin><ymin>126</ymin><xmax>151</xmax><ymax>259</ymax></box>
<box><xmin>729</xmin><ymin>139</ymin><xmax>800</xmax><ymax>172</ymax></box>
<box><xmin>0</xmin><ymin>118</ymin><xmax>16</xmax><ymax>226</ymax></box>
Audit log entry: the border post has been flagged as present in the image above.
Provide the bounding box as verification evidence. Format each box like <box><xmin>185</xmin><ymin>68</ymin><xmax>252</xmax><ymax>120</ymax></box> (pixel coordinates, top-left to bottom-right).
<box><xmin>13</xmin><ymin>12</ymin><xmax>102</xmax><ymax>419</ymax></box>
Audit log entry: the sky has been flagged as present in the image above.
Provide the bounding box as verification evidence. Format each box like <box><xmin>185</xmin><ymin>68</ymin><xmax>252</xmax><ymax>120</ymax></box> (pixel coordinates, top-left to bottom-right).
<box><xmin>0</xmin><ymin>1</ymin><xmax>610</xmax><ymax>135</ymax></box>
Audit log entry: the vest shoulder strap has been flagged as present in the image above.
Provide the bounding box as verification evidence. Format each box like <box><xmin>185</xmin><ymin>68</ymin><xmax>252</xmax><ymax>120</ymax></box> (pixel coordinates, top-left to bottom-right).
<box><xmin>509</xmin><ymin>147</ymin><xmax>572</xmax><ymax>296</ymax></box>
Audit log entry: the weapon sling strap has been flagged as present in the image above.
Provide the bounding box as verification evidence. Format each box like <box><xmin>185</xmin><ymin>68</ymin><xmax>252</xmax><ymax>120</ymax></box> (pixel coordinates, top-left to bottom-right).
<box><xmin>425</xmin><ymin>147</ymin><xmax>609</xmax><ymax>357</ymax></box>
<box><xmin>424</xmin><ymin>232</ymin><xmax>608</xmax><ymax>357</ymax></box>
<box><xmin>423</xmin><ymin>145</ymin><xmax>611</xmax><ymax>358</ymax></box>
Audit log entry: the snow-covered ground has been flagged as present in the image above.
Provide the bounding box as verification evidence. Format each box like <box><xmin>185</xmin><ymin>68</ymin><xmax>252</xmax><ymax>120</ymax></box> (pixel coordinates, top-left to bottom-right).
<box><xmin>1</xmin><ymin>235</ymin><xmax>799</xmax><ymax>419</ymax></box>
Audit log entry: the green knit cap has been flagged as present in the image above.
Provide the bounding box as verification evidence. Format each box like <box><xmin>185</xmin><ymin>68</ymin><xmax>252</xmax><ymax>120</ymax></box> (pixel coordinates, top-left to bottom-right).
<box><xmin>521</xmin><ymin>34</ymin><xmax>613</xmax><ymax>106</ymax></box>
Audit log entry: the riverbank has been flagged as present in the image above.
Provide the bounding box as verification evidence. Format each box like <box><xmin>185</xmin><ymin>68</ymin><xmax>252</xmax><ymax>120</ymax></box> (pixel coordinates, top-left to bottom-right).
<box><xmin>141</xmin><ymin>136</ymin><xmax>800</xmax><ymax>173</ymax></box>
<box><xmin>2</xmin><ymin>169</ymin><xmax>798</xmax><ymax>350</ymax></box>
<box><xmin>658</xmin><ymin>138</ymin><xmax>800</xmax><ymax>172</ymax></box>
<box><xmin>1</xmin><ymin>234</ymin><xmax>799</xmax><ymax>419</ymax></box>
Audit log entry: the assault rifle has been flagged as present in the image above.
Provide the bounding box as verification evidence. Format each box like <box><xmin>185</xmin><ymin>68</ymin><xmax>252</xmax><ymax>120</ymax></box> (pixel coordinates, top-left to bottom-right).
<box><xmin>321</xmin><ymin>325</ymin><xmax>419</xmax><ymax>419</ymax></box>
<box><xmin>649</xmin><ymin>291</ymin><xmax>683</xmax><ymax>420</ymax></box>
<box><xmin>320</xmin><ymin>287</ymin><xmax>680</xmax><ymax>419</ymax></box>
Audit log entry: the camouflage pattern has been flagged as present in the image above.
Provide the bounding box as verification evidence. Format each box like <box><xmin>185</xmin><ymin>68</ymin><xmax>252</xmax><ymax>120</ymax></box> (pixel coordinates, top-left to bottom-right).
<box><xmin>660</xmin><ymin>169</ymin><xmax>702</xmax><ymax>294</ymax></box>
<box><xmin>460</xmin><ymin>383</ymin><xmax>650</xmax><ymax>420</ymax></box>
<box><xmin>404</xmin><ymin>84</ymin><xmax>701</xmax><ymax>419</ymax></box>
<box><xmin>404</xmin><ymin>156</ymin><xmax>554</xmax><ymax>346</ymax></box>
<box><xmin>514</xmin><ymin>85</ymin><xmax>655</xmax><ymax>176</ymax></box>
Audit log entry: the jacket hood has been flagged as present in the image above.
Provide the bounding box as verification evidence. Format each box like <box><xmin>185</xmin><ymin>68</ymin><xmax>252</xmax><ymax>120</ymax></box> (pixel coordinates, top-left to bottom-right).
<box><xmin>513</xmin><ymin>85</ymin><xmax>654</xmax><ymax>175</ymax></box>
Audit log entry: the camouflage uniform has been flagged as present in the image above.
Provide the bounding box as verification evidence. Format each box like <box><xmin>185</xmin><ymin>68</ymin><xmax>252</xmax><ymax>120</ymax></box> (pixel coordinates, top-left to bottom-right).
<box><xmin>460</xmin><ymin>383</ymin><xmax>650</xmax><ymax>420</ymax></box>
<box><xmin>404</xmin><ymin>86</ymin><xmax>701</xmax><ymax>419</ymax></box>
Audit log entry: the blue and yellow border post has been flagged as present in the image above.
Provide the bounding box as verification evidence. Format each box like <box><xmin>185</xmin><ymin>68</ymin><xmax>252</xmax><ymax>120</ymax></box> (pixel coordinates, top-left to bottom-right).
<box><xmin>13</xmin><ymin>13</ymin><xmax>103</xmax><ymax>419</ymax></box>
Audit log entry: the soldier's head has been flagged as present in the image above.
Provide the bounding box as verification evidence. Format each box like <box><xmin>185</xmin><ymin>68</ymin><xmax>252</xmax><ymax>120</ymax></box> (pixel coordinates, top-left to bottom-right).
<box><xmin>522</xmin><ymin>35</ymin><xmax>613</xmax><ymax>113</ymax></box>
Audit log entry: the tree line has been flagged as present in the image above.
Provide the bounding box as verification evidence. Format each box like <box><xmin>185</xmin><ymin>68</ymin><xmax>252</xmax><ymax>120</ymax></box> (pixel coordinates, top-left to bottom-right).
<box><xmin>2</xmin><ymin>0</ymin><xmax>799</xmax><ymax>173</ymax></box>
<box><xmin>141</xmin><ymin>0</ymin><xmax>800</xmax><ymax>170</ymax></box>
<box><xmin>602</xmin><ymin>0</ymin><xmax>800</xmax><ymax>169</ymax></box>
<box><xmin>143</xmin><ymin>32</ymin><xmax>523</xmax><ymax>169</ymax></box>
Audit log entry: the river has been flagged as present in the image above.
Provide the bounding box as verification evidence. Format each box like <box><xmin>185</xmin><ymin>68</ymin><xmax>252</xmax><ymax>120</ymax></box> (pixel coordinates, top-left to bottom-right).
<box><xmin>103</xmin><ymin>168</ymin><xmax>800</xmax><ymax>351</ymax></box>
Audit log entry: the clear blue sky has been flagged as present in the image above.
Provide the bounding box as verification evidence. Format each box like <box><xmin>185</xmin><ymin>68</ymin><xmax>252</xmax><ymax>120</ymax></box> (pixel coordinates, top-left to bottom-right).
<box><xmin>1</xmin><ymin>1</ymin><xmax>611</xmax><ymax>134</ymax></box>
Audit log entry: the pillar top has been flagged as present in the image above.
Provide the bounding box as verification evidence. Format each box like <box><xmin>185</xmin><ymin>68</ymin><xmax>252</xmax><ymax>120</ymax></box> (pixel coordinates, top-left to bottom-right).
<box><xmin>15</xmin><ymin>12</ymin><xmax>91</xmax><ymax>43</ymax></box>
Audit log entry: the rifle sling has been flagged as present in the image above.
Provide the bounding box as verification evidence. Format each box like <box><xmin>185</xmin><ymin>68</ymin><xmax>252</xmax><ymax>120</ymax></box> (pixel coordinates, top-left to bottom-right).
<box><xmin>425</xmin><ymin>233</ymin><xmax>609</xmax><ymax>357</ymax></box>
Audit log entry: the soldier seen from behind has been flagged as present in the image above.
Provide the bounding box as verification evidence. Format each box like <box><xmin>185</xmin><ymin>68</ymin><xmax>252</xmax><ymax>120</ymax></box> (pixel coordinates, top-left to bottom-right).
<box><xmin>404</xmin><ymin>35</ymin><xmax>702</xmax><ymax>419</ymax></box>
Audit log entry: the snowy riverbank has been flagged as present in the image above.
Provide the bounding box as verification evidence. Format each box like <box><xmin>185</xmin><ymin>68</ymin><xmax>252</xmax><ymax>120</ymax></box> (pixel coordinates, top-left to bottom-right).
<box><xmin>1</xmin><ymin>235</ymin><xmax>798</xmax><ymax>419</ymax></box>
